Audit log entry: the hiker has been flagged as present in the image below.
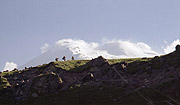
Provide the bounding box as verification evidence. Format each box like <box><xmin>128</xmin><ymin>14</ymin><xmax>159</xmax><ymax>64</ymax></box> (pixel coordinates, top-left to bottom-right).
<box><xmin>72</xmin><ymin>56</ymin><xmax>74</xmax><ymax>60</ymax></box>
<box><xmin>55</xmin><ymin>57</ymin><xmax>59</xmax><ymax>61</ymax></box>
<box><xmin>62</xmin><ymin>56</ymin><xmax>66</xmax><ymax>61</ymax></box>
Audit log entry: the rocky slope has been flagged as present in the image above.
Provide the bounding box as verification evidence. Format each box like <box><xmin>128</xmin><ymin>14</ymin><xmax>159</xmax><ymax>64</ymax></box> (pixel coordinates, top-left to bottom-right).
<box><xmin>0</xmin><ymin>45</ymin><xmax>180</xmax><ymax>105</ymax></box>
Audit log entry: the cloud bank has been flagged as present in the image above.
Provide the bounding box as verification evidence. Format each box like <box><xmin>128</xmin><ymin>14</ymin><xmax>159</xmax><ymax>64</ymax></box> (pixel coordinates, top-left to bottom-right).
<box><xmin>54</xmin><ymin>39</ymin><xmax>159</xmax><ymax>59</ymax></box>
<box><xmin>3</xmin><ymin>62</ymin><xmax>17</xmax><ymax>71</ymax></box>
<box><xmin>99</xmin><ymin>40</ymin><xmax>158</xmax><ymax>58</ymax></box>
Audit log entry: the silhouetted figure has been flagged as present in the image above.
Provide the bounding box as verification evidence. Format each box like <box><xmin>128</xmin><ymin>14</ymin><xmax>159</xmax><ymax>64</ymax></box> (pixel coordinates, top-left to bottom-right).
<box><xmin>72</xmin><ymin>56</ymin><xmax>74</xmax><ymax>60</ymax></box>
<box><xmin>62</xmin><ymin>56</ymin><xmax>66</xmax><ymax>61</ymax></box>
<box><xmin>55</xmin><ymin>57</ymin><xmax>59</xmax><ymax>61</ymax></box>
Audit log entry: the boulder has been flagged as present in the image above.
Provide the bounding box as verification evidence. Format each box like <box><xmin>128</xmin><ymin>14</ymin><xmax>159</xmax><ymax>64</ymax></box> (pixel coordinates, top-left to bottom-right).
<box><xmin>175</xmin><ymin>44</ymin><xmax>180</xmax><ymax>52</ymax></box>
<box><xmin>82</xmin><ymin>73</ymin><xmax>94</xmax><ymax>82</ymax></box>
<box><xmin>112</xmin><ymin>61</ymin><xmax>128</xmax><ymax>70</ymax></box>
<box><xmin>87</xmin><ymin>56</ymin><xmax>109</xmax><ymax>67</ymax></box>
<box><xmin>154</xmin><ymin>56</ymin><xmax>159</xmax><ymax>59</ymax></box>
<box><xmin>31</xmin><ymin>73</ymin><xmax>63</xmax><ymax>94</ymax></box>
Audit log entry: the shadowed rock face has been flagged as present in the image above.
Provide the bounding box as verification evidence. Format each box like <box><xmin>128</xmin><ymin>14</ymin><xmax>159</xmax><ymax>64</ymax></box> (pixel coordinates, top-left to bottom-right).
<box><xmin>176</xmin><ymin>44</ymin><xmax>180</xmax><ymax>52</ymax></box>
<box><xmin>82</xmin><ymin>73</ymin><xmax>94</xmax><ymax>82</ymax></box>
<box><xmin>87</xmin><ymin>56</ymin><xmax>109</xmax><ymax>67</ymax></box>
<box><xmin>31</xmin><ymin>73</ymin><xmax>63</xmax><ymax>94</ymax></box>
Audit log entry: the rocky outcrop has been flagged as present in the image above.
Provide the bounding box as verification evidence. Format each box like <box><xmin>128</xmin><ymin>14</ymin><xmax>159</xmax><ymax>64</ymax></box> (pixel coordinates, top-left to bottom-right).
<box><xmin>82</xmin><ymin>73</ymin><xmax>94</xmax><ymax>82</ymax></box>
<box><xmin>87</xmin><ymin>56</ymin><xmax>109</xmax><ymax>67</ymax></box>
<box><xmin>84</xmin><ymin>56</ymin><xmax>118</xmax><ymax>81</ymax></box>
<box><xmin>176</xmin><ymin>44</ymin><xmax>180</xmax><ymax>52</ymax></box>
<box><xmin>31</xmin><ymin>73</ymin><xmax>63</xmax><ymax>94</ymax></box>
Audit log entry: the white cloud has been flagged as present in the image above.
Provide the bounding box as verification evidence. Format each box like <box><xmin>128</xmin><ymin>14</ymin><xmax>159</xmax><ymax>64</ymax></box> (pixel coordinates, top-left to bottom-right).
<box><xmin>3</xmin><ymin>62</ymin><xmax>17</xmax><ymax>71</ymax></box>
<box><xmin>99</xmin><ymin>40</ymin><xmax>158</xmax><ymax>58</ymax></box>
<box><xmin>55</xmin><ymin>38</ymin><xmax>110</xmax><ymax>59</ymax></box>
<box><xmin>163</xmin><ymin>39</ymin><xmax>180</xmax><ymax>54</ymax></box>
<box><xmin>52</xmin><ymin>39</ymin><xmax>158</xmax><ymax>59</ymax></box>
<box><xmin>40</xmin><ymin>43</ymin><xmax>50</xmax><ymax>53</ymax></box>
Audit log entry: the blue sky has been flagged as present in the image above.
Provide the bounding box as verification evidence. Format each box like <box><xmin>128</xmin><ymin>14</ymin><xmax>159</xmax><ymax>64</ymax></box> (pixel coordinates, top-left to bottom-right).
<box><xmin>0</xmin><ymin>0</ymin><xmax>180</xmax><ymax>70</ymax></box>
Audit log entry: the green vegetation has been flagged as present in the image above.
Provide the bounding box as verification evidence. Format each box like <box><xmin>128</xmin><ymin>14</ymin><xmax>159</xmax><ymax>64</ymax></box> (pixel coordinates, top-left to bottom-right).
<box><xmin>1</xmin><ymin>70</ymin><xmax>19</xmax><ymax>77</ymax></box>
<box><xmin>0</xmin><ymin>77</ymin><xmax>11</xmax><ymax>90</ymax></box>
<box><xmin>108</xmin><ymin>57</ymin><xmax>152</xmax><ymax>65</ymax></box>
<box><xmin>0</xmin><ymin>77</ymin><xmax>15</xmax><ymax>105</ymax></box>
<box><xmin>51</xmin><ymin>58</ymin><xmax>152</xmax><ymax>73</ymax></box>
<box><xmin>1</xmin><ymin>57</ymin><xmax>152</xmax><ymax>77</ymax></box>
<box><xmin>54</xmin><ymin>60</ymin><xmax>89</xmax><ymax>71</ymax></box>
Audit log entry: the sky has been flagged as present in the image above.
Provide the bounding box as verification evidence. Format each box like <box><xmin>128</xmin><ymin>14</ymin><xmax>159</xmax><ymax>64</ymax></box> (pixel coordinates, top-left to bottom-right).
<box><xmin>0</xmin><ymin>0</ymin><xmax>180</xmax><ymax>71</ymax></box>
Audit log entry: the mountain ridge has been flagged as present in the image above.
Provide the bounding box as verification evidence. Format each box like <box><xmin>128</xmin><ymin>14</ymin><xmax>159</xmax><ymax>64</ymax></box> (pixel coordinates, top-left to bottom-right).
<box><xmin>0</xmin><ymin>45</ymin><xmax>180</xmax><ymax>105</ymax></box>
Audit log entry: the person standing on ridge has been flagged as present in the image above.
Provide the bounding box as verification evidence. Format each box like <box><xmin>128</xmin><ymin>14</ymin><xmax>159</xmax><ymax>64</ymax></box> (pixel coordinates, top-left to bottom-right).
<box><xmin>55</xmin><ymin>57</ymin><xmax>59</xmax><ymax>61</ymax></box>
<box><xmin>62</xmin><ymin>56</ymin><xmax>66</xmax><ymax>61</ymax></box>
<box><xmin>72</xmin><ymin>56</ymin><xmax>74</xmax><ymax>60</ymax></box>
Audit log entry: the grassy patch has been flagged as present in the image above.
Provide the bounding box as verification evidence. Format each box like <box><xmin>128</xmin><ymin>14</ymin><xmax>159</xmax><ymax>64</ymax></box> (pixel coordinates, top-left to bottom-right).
<box><xmin>0</xmin><ymin>77</ymin><xmax>15</xmax><ymax>105</ymax></box>
<box><xmin>1</xmin><ymin>70</ymin><xmax>19</xmax><ymax>77</ymax></box>
<box><xmin>54</xmin><ymin>60</ymin><xmax>89</xmax><ymax>71</ymax></box>
<box><xmin>52</xmin><ymin>58</ymin><xmax>152</xmax><ymax>73</ymax></box>
<box><xmin>0</xmin><ymin>77</ymin><xmax>11</xmax><ymax>90</ymax></box>
<box><xmin>108</xmin><ymin>58</ymin><xmax>151</xmax><ymax>65</ymax></box>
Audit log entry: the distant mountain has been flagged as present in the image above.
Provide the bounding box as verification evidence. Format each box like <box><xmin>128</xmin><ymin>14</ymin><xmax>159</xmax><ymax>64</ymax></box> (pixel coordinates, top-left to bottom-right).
<box><xmin>20</xmin><ymin>46</ymin><xmax>82</xmax><ymax>69</ymax></box>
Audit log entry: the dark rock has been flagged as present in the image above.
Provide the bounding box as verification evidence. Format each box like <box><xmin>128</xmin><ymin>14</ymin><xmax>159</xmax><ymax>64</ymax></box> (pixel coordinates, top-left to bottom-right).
<box><xmin>82</xmin><ymin>73</ymin><xmax>94</xmax><ymax>82</ymax></box>
<box><xmin>120</xmin><ymin>61</ymin><xmax>128</xmax><ymax>68</ymax></box>
<box><xmin>85</xmin><ymin>56</ymin><xmax>112</xmax><ymax>80</ymax></box>
<box><xmin>32</xmin><ymin>92</ymin><xmax>38</xmax><ymax>98</ymax></box>
<box><xmin>154</xmin><ymin>56</ymin><xmax>158</xmax><ymax>59</ymax></box>
<box><xmin>112</xmin><ymin>61</ymin><xmax>128</xmax><ymax>70</ymax></box>
<box><xmin>175</xmin><ymin>44</ymin><xmax>180</xmax><ymax>52</ymax></box>
<box><xmin>31</xmin><ymin>73</ymin><xmax>63</xmax><ymax>94</ymax></box>
<box><xmin>142</xmin><ymin>57</ymin><xmax>147</xmax><ymax>59</ymax></box>
<box><xmin>87</xmin><ymin>56</ymin><xmax>109</xmax><ymax>67</ymax></box>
